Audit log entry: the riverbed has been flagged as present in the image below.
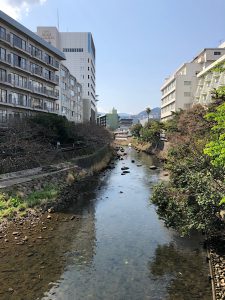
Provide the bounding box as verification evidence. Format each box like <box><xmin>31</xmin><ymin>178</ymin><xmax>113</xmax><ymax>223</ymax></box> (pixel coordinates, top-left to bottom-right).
<box><xmin>0</xmin><ymin>148</ymin><xmax>211</xmax><ymax>299</ymax></box>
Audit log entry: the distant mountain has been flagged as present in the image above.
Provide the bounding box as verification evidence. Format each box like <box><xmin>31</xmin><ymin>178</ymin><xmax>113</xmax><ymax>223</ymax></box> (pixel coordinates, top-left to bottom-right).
<box><xmin>99</xmin><ymin>108</ymin><xmax>161</xmax><ymax>120</ymax></box>
<box><xmin>118</xmin><ymin>113</ymin><xmax>132</xmax><ymax>118</ymax></box>
<box><xmin>132</xmin><ymin>107</ymin><xmax>161</xmax><ymax>120</ymax></box>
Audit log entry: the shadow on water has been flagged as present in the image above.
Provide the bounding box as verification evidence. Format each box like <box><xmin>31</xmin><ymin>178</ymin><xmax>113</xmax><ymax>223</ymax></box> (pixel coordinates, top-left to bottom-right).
<box><xmin>149</xmin><ymin>243</ymin><xmax>211</xmax><ymax>300</ymax></box>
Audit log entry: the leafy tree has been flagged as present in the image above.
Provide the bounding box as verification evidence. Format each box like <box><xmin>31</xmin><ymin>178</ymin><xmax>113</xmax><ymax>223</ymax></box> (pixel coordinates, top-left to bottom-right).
<box><xmin>140</xmin><ymin>120</ymin><xmax>163</xmax><ymax>145</ymax></box>
<box><xmin>204</xmin><ymin>101</ymin><xmax>225</xmax><ymax>168</ymax></box>
<box><xmin>130</xmin><ymin>123</ymin><xmax>142</xmax><ymax>137</ymax></box>
<box><xmin>151</xmin><ymin>103</ymin><xmax>225</xmax><ymax>235</ymax></box>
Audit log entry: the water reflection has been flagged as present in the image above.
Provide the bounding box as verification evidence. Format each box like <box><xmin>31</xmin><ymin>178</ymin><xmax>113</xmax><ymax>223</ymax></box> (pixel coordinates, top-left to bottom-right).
<box><xmin>149</xmin><ymin>243</ymin><xmax>211</xmax><ymax>300</ymax></box>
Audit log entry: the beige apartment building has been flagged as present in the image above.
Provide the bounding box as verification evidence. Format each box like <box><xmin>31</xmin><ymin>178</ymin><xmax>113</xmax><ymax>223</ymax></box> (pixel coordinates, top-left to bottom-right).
<box><xmin>0</xmin><ymin>10</ymin><xmax>66</xmax><ymax>123</ymax></box>
<box><xmin>161</xmin><ymin>48</ymin><xmax>225</xmax><ymax>121</ymax></box>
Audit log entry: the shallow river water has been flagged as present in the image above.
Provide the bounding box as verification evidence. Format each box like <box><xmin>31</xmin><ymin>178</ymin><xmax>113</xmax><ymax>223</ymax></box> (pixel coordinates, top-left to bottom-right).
<box><xmin>0</xmin><ymin>148</ymin><xmax>212</xmax><ymax>300</ymax></box>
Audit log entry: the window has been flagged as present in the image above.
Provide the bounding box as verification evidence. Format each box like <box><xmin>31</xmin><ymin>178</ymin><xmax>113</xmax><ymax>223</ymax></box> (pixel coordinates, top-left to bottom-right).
<box><xmin>11</xmin><ymin>92</ymin><xmax>28</xmax><ymax>106</ymax></box>
<box><xmin>0</xmin><ymin>26</ymin><xmax>6</xmax><ymax>39</ymax></box>
<box><xmin>0</xmin><ymin>48</ymin><xmax>6</xmax><ymax>61</ymax></box>
<box><xmin>184</xmin><ymin>81</ymin><xmax>191</xmax><ymax>85</ymax></box>
<box><xmin>184</xmin><ymin>92</ymin><xmax>191</xmax><ymax>97</ymax></box>
<box><xmin>30</xmin><ymin>45</ymin><xmax>42</xmax><ymax>59</ymax></box>
<box><xmin>61</xmin><ymin>69</ymin><xmax>66</xmax><ymax>77</ymax></box>
<box><xmin>62</xmin><ymin>48</ymin><xmax>83</xmax><ymax>53</ymax></box>
<box><xmin>0</xmin><ymin>109</ymin><xmax>7</xmax><ymax>123</ymax></box>
<box><xmin>12</xmin><ymin>53</ymin><xmax>27</xmax><ymax>70</ymax></box>
<box><xmin>30</xmin><ymin>63</ymin><xmax>42</xmax><ymax>76</ymax></box>
<box><xmin>31</xmin><ymin>97</ymin><xmax>43</xmax><ymax>109</ymax></box>
<box><xmin>13</xmin><ymin>34</ymin><xmax>26</xmax><ymax>50</ymax></box>
<box><xmin>0</xmin><ymin>89</ymin><xmax>7</xmax><ymax>103</ymax></box>
<box><xmin>0</xmin><ymin>69</ymin><xmax>6</xmax><ymax>82</ymax></box>
<box><xmin>214</xmin><ymin>51</ymin><xmax>221</xmax><ymax>55</ymax></box>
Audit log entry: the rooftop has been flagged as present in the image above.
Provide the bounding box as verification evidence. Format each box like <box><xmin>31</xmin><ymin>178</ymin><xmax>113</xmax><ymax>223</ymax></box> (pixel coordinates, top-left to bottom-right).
<box><xmin>0</xmin><ymin>10</ymin><xmax>65</xmax><ymax>60</ymax></box>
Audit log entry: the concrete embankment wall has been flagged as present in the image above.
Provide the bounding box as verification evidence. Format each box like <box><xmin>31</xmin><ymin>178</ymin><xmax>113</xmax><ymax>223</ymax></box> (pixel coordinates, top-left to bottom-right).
<box><xmin>2</xmin><ymin>145</ymin><xmax>113</xmax><ymax>200</ymax></box>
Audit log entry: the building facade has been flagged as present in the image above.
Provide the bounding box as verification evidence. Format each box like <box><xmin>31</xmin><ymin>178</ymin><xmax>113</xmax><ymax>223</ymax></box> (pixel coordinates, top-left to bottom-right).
<box><xmin>36</xmin><ymin>27</ymin><xmax>96</xmax><ymax>122</ymax></box>
<box><xmin>119</xmin><ymin>118</ymin><xmax>133</xmax><ymax>130</ymax></box>
<box><xmin>97</xmin><ymin>114</ymin><xmax>107</xmax><ymax>127</ymax></box>
<box><xmin>0</xmin><ymin>10</ymin><xmax>65</xmax><ymax>123</ymax></box>
<box><xmin>194</xmin><ymin>54</ymin><xmax>225</xmax><ymax>105</ymax></box>
<box><xmin>97</xmin><ymin>107</ymin><xmax>119</xmax><ymax>130</ymax></box>
<box><xmin>160</xmin><ymin>48</ymin><xmax>225</xmax><ymax>121</ymax></box>
<box><xmin>59</xmin><ymin>64</ymin><xmax>83</xmax><ymax>123</ymax></box>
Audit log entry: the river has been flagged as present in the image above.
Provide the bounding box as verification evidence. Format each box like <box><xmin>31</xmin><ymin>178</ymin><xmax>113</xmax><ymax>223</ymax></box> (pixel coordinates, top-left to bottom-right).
<box><xmin>0</xmin><ymin>148</ymin><xmax>211</xmax><ymax>299</ymax></box>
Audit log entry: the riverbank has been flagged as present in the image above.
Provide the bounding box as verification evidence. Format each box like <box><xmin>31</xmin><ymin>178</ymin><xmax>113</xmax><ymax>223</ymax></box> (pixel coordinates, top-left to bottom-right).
<box><xmin>0</xmin><ymin>145</ymin><xmax>114</xmax><ymax>233</ymax></box>
<box><xmin>0</xmin><ymin>147</ymin><xmax>211</xmax><ymax>300</ymax></box>
<box><xmin>114</xmin><ymin>137</ymin><xmax>169</xmax><ymax>160</ymax></box>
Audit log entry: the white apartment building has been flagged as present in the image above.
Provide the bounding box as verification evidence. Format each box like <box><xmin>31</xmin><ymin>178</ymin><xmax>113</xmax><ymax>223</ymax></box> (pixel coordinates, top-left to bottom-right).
<box><xmin>36</xmin><ymin>27</ymin><xmax>96</xmax><ymax>122</ymax></box>
<box><xmin>0</xmin><ymin>10</ymin><xmax>65</xmax><ymax>123</ymax></box>
<box><xmin>161</xmin><ymin>48</ymin><xmax>225</xmax><ymax>121</ymax></box>
<box><xmin>161</xmin><ymin>63</ymin><xmax>202</xmax><ymax>121</ymax></box>
<box><xmin>59</xmin><ymin>64</ymin><xmax>83</xmax><ymax>123</ymax></box>
<box><xmin>195</xmin><ymin>54</ymin><xmax>225</xmax><ymax>105</ymax></box>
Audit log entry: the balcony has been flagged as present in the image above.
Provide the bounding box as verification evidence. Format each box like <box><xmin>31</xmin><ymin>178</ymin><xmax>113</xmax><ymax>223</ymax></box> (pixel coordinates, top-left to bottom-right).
<box><xmin>0</xmin><ymin>54</ymin><xmax>11</xmax><ymax>66</ymax></box>
<box><xmin>31</xmin><ymin>101</ymin><xmax>57</xmax><ymax>114</ymax></box>
<box><xmin>13</xmin><ymin>43</ymin><xmax>31</xmax><ymax>57</ymax></box>
<box><xmin>47</xmin><ymin>90</ymin><xmax>59</xmax><ymax>99</ymax></box>
<box><xmin>13</xmin><ymin>62</ymin><xmax>30</xmax><ymax>74</ymax></box>
<box><xmin>0</xmin><ymin>77</ymin><xmax>9</xmax><ymax>86</ymax></box>
<box><xmin>48</xmin><ymin>59</ymin><xmax>60</xmax><ymax>70</ymax></box>
<box><xmin>49</xmin><ymin>74</ymin><xmax>59</xmax><ymax>85</ymax></box>
<box><xmin>0</xmin><ymin>31</ymin><xmax>11</xmax><ymax>45</ymax></box>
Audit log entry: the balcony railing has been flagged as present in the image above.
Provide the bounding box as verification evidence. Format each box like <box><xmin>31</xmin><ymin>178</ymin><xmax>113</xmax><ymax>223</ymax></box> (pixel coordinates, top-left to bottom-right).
<box><xmin>0</xmin><ymin>54</ymin><xmax>11</xmax><ymax>65</ymax></box>
<box><xmin>0</xmin><ymin>31</ymin><xmax>11</xmax><ymax>44</ymax></box>
<box><xmin>13</xmin><ymin>62</ymin><xmax>30</xmax><ymax>73</ymax></box>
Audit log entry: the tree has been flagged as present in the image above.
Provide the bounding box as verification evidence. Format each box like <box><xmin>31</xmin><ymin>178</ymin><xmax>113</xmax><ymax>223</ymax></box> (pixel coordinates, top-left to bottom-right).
<box><xmin>151</xmin><ymin>103</ymin><xmax>225</xmax><ymax>235</ymax></box>
<box><xmin>140</xmin><ymin>120</ymin><xmax>163</xmax><ymax>145</ymax></box>
<box><xmin>130</xmin><ymin>123</ymin><xmax>142</xmax><ymax>137</ymax></box>
<box><xmin>146</xmin><ymin>107</ymin><xmax>151</xmax><ymax>122</ymax></box>
<box><xmin>204</xmin><ymin>101</ymin><xmax>225</xmax><ymax>168</ymax></box>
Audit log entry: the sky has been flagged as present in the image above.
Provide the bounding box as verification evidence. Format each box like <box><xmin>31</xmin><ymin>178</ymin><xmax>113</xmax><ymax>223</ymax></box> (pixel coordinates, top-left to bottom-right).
<box><xmin>1</xmin><ymin>0</ymin><xmax>225</xmax><ymax>114</ymax></box>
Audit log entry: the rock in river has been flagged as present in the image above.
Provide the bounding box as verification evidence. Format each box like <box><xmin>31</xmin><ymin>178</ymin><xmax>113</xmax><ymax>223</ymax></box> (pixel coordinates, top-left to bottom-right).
<box><xmin>149</xmin><ymin>165</ymin><xmax>157</xmax><ymax>170</ymax></box>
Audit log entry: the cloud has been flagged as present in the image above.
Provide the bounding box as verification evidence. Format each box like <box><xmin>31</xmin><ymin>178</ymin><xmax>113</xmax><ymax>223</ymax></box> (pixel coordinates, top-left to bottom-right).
<box><xmin>1</xmin><ymin>0</ymin><xmax>46</xmax><ymax>20</ymax></box>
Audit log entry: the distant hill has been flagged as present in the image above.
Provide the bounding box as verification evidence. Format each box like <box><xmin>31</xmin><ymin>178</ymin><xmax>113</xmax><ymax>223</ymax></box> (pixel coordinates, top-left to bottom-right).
<box><xmin>132</xmin><ymin>107</ymin><xmax>161</xmax><ymax>120</ymax></box>
<box><xmin>100</xmin><ymin>108</ymin><xmax>161</xmax><ymax>120</ymax></box>
<box><xmin>118</xmin><ymin>113</ymin><xmax>132</xmax><ymax>118</ymax></box>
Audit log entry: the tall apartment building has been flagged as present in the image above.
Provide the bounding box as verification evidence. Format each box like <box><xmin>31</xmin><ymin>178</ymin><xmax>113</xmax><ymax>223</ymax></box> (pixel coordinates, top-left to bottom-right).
<box><xmin>160</xmin><ymin>48</ymin><xmax>225</xmax><ymax>121</ymax></box>
<box><xmin>59</xmin><ymin>64</ymin><xmax>83</xmax><ymax>123</ymax></box>
<box><xmin>0</xmin><ymin>10</ymin><xmax>65</xmax><ymax>123</ymax></box>
<box><xmin>36</xmin><ymin>27</ymin><xmax>96</xmax><ymax>123</ymax></box>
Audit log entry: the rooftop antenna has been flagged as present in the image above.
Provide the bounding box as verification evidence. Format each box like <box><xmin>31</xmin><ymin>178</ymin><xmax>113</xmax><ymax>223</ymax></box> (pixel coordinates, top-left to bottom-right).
<box><xmin>57</xmin><ymin>8</ymin><xmax>60</xmax><ymax>30</ymax></box>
